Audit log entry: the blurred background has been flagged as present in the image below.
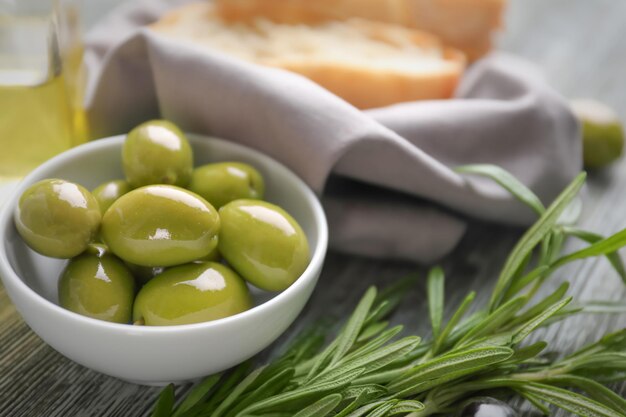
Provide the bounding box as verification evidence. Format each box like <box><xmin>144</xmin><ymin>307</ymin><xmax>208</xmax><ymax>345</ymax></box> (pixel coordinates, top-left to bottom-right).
<box><xmin>79</xmin><ymin>0</ymin><xmax>624</xmax><ymax>115</ymax></box>
<box><xmin>3</xmin><ymin>0</ymin><xmax>624</xmax><ymax>182</ymax></box>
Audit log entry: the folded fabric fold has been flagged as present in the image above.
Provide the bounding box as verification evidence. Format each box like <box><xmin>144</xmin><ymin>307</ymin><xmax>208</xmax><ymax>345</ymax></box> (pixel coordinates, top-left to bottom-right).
<box><xmin>85</xmin><ymin>0</ymin><xmax>581</xmax><ymax>262</ymax></box>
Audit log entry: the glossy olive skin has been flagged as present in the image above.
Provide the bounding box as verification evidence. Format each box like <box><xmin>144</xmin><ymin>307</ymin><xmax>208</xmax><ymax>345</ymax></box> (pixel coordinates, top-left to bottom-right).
<box><xmin>125</xmin><ymin>263</ymin><xmax>166</xmax><ymax>286</ymax></box>
<box><xmin>196</xmin><ymin>235</ymin><xmax>221</xmax><ymax>262</ymax></box>
<box><xmin>122</xmin><ymin>120</ymin><xmax>193</xmax><ymax>188</ymax></box>
<box><xmin>14</xmin><ymin>179</ymin><xmax>101</xmax><ymax>258</ymax></box>
<box><xmin>188</xmin><ymin>162</ymin><xmax>265</xmax><ymax>208</ymax></box>
<box><xmin>58</xmin><ymin>244</ymin><xmax>135</xmax><ymax>323</ymax></box>
<box><xmin>572</xmin><ymin>100</ymin><xmax>624</xmax><ymax>168</ymax></box>
<box><xmin>219</xmin><ymin>200</ymin><xmax>310</xmax><ymax>291</ymax></box>
<box><xmin>101</xmin><ymin>185</ymin><xmax>220</xmax><ymax>267</ymax></box>
<box><xmin>92</xmin><ymin>179</ymin><xmax>131</xmax><ymax>214</ymax></box>
<box><xmin>133</xmin><ymin>262</ymin><xmax>252</xmax><ymax>326</ymax></box>
<box><xmin>581</xmin><ymin>116</ymin><xmax>624</xmax><ymax>168</ymax></box>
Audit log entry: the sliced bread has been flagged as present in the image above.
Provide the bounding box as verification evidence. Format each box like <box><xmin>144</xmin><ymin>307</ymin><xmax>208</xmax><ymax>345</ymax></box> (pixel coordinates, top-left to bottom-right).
<box><xmin>215</xmin><ymin>0</ymin><xmax>505</xmax><ymax>61</ymax></box>
<box><xmin>151</xmin><ymin>2</ymin><xmax>466</xmax><ymax>109</ymax></box>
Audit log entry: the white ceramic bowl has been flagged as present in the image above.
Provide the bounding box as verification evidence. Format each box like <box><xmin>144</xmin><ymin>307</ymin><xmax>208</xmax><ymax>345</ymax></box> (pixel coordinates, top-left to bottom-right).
<box><xmin>0</xmin><ymin>134</ymin><xmax>327</xmax><ymax>385</ymax></box>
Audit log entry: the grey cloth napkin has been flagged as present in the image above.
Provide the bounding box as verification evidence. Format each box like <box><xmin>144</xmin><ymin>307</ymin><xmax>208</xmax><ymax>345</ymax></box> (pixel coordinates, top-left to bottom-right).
<box><xmin>84</xmin><ymin>0</ymin><xmax>582</xmax><ymax>262</ymax></box>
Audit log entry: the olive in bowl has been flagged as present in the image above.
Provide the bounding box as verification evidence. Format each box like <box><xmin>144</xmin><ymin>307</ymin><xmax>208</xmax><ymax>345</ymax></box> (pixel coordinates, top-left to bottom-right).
<box><xmin>100</xmin><ymin>185</ymin><xmax>220</xmax><ymax>267</ymax></box>
<box><xmin>133</xmin><ymin>262</ymin><xmax>252</xmax><ymax>326</ymax></box>
<box><xmin>122</xmin><ymin>120</ymin><xmax>193</xmax><ymax>188</ymax></box>
<box><xmin>219</xmin><ymin>200</ymin><xmax>310</xmax><ymax>291</ymax></box>
<box><xmin>188</xmin><ymin>161</ymin><xmax>265</xmax><ymax>208</ymax></box>
<box><xmin>58</xmin><ymin>244</ymin><xmax>135</xmax><ymax>324</ymax></box>
<box><xmin>14</xmin><ymin>179</ymin><xmax>101</xmax><ymax>258</ymax></box>
<box><xmin>0</xmin><ymin>134</ymin><xmax>327</xmax><ymax>384</ymax></box>
<box><xmin>91</xmin><ymin>179</ymin><xmax>131</xmax><ymax>214</ymax></box>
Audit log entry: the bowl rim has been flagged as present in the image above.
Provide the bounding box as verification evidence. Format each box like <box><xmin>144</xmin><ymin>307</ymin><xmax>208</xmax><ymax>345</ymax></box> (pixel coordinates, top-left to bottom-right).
<box><xmin>0</xmin><ymin>133</ymin><xmax>328</xmax><ymax>333</ymax></box>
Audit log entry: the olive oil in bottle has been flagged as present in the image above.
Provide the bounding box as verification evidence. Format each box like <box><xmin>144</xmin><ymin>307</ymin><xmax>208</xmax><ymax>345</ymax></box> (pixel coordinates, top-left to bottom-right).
<box><xmin>0</xmin><ymin>72</ymin><xmax>77</xmax><ymax>179</ymax></box>
<box><xmin>0</xmin><ymin>5</ymin><xmax>86</xmax><ymax>180</ymax></box>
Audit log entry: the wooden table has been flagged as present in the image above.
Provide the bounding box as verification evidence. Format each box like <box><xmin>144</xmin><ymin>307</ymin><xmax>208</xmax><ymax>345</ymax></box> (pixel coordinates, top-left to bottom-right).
<box><xmin>1</xmin><ymin>0</ymin><xmax>625</xmax><ymax>415</ymax></box>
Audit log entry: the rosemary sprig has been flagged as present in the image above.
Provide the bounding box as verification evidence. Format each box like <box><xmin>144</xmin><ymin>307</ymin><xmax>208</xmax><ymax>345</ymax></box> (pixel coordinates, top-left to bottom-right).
<box><xmin>151</xmin><ymin>167</ymin><xmax>626</xmax><ymax>417</ymax></box>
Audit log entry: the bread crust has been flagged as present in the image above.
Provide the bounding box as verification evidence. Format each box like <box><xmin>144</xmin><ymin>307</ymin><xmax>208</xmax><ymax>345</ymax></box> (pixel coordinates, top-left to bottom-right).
<box><xmin>215</xmin><ymin>0</ymin><xmax>505</xmax><ymax>60</ymax></box>
<box><xmin>272</xmin><ymin>59</ymin><xmax>462</xmax><ymax>109</ymax></box>
<box><xmin>151</xmin><ymin>2</ymin><xmax>466</xmax><ymax>109</ymax></box>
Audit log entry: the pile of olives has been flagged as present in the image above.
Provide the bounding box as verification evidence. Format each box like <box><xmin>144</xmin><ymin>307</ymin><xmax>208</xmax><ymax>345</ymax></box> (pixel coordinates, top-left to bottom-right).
<box><xmin>14</xmin><ymin>120</ymin><xmax>310</xmax><ymax>326</ymax></box>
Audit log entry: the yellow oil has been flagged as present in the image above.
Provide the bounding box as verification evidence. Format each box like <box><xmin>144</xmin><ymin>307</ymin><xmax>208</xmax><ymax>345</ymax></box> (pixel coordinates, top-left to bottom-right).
<box><xmin>0</xmin><ymin>11</ymin><xmax>88</xmax><ymax>180</ymax></box>
<box><xmin>0</xmin><ymin>73</ymin><xmax>87</xmax><ymax>179</ymax></box>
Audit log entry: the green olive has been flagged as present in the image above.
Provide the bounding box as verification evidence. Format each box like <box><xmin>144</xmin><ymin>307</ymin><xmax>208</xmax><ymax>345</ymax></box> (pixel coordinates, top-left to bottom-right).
<box><xmin>14</xmin><ymin>179</ymin><xmax>101</xmax><ymax>258</ymax></box>
<box><xmin>218</xmin><ymin>200</ymin><xmax>310</xmax><ymax>292</ymax></box>
<box><xmin>188</xmin><ymin>162</ymin><xmax>265</xmax><ymax>208</ymax></box>
<box><xmin>125</xmin><ymin>262</ymin><xmax>166</xmax><ymax>286</ymax></box>
<box><xmin>101</xmin><ymin>185</ymin><xmax>220</xmax><ymax>267</ymax></box>
<box><xmin>571</xmin><ymin>99</ymin><xmax>624</xmax><ymax>168</ymax></box>
<box><xmin>92</xmin><ymin>180</ymin><xmax>131</xmax><ymax>214</ymax></box>
<box><xmin>58</xmin><ymin>244</ymin><xmax>135</xmax><ymax>323</ymax></box>
<box><xmin>196</xmin><ymin>235</ymin><xmax>221</xmax><ymax>262</ymax></box>
<box><xmin>133</xmin><ymin>262</ymin><xmax>252</xmax><ymax>326</ymax></box>
<box><xmin>122</xmin><ymin>120</ymin><xmax>193</xmax><ymax>188</ymax></box>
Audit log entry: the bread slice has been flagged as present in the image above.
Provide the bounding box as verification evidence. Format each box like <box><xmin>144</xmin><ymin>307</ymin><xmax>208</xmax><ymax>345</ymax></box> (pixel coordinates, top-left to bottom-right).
<box><xmin>151</xmin><ymin>2</ymin><xmax>466</xmax><ymax>109</ymax></box>
<box><xmin>215</xmin><ymin>0</ymin><xmax>505</xmax><ymax>61</ymax></box>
